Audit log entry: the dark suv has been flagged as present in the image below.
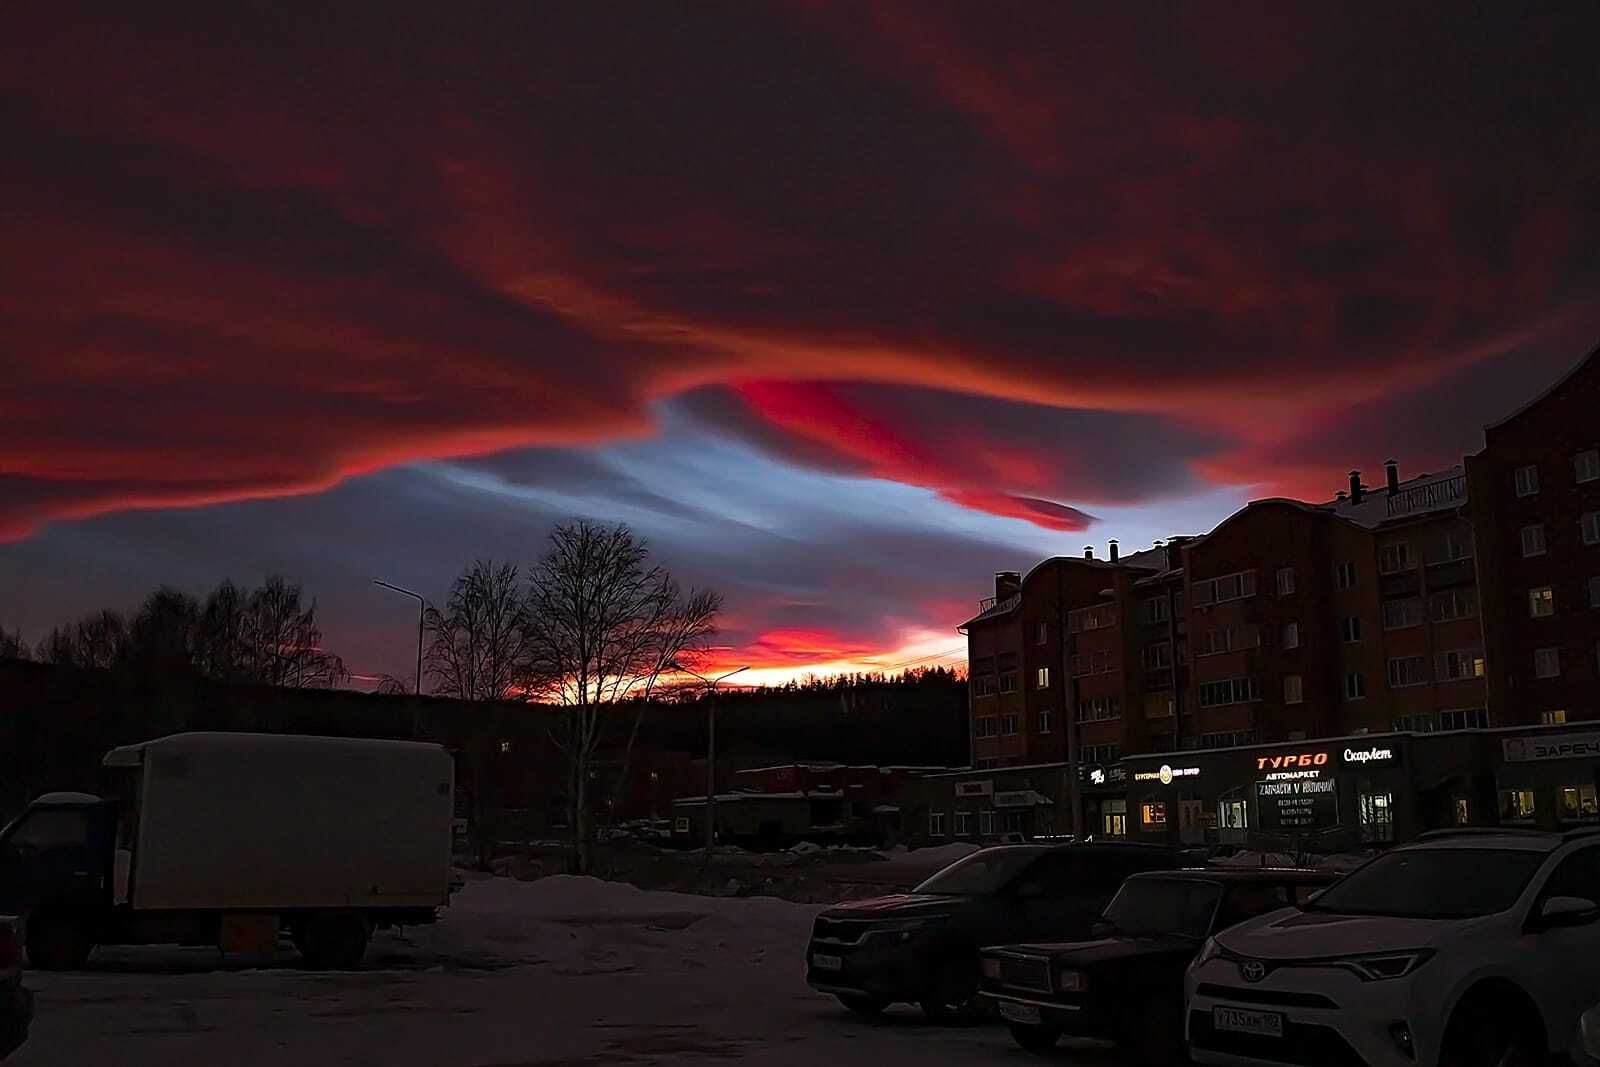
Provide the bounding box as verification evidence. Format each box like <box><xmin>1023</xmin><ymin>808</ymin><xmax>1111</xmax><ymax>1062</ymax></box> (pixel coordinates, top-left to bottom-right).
<box><xmin>806</xmin><ymin>842</ymin><xmax>1177</xmax><ymax>1022</ymax></box>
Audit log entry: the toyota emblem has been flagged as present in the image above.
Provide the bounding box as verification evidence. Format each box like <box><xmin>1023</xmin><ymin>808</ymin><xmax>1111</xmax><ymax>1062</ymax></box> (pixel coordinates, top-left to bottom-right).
<box><xmin>1240</xmin><ymin>960</ymin><xmax>1267</xmax><ymax>983</ymax></box>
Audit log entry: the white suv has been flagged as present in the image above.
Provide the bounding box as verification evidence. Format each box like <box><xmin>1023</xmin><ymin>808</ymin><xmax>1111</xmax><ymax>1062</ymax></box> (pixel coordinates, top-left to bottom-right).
<box><xmin>1186</xmin><ymin>829</ymin><xmax>1600</xmax><ymax>1067</ymax></box>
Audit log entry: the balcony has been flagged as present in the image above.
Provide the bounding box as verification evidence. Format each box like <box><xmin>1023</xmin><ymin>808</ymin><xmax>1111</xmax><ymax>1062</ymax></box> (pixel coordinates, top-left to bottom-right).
<box><xmin>1386</xmin><ymin>473</ymin><xmax>1467</xmax><ymax>518</ymax></box>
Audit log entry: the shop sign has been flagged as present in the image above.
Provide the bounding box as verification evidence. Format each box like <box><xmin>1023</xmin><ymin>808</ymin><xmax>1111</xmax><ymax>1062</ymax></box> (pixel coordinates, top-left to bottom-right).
<box><xmin>955</xmin><ymin>779</ymin><xmax>994</xmax><ymax>797</ymax></box>
<box><xmin>1503</xmin><ymin>732</ymin><xmax>1600</xmax><ymax>763</ymax></box>
<box><xmin>1087</xmin><ymin>766</ymin><xmax>1106</xmax><ymax>785</ymax></box>
<box><xmin>1256</xmin><ymin>752</ymin><xmax>1330</xmax><ymax>771</ymax></box>
<box><xmin>1133</xmin><ymin>764</ymin><xmax>1200</xmax><ymax>784</ymax></box>
<box><xmin>1256</xmin><ymin>777</ymin><xmax>1338</xmax><ymax>831</ymax></box>
<box><xmin>1343</xmin><ymin>746</ymin><xmax>1394</xmax><ymax>764</ymax></box>
<box><xmin>1080</xmin><ymin>763</ymin><xmax>1125</xmax><ymax>786</ymax></box>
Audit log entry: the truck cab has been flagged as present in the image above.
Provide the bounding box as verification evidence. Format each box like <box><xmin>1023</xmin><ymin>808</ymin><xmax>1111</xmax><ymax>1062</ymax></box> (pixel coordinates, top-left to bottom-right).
<box><xmin>0</xmin><ymin>793</ymin><xmax>118</xmax><ymax>969</ymax></box>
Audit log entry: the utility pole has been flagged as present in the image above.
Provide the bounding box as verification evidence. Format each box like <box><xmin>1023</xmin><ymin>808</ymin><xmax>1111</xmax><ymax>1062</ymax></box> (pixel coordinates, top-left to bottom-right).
<box><xmin>373</xmin><ymin>579</ymin><xmax>425</xmax><ymax>737</ymax></box>
<box><xmin>672</xmin><ymin>663</ymin><xmax>749</xmax><ymax>851</ymax></box>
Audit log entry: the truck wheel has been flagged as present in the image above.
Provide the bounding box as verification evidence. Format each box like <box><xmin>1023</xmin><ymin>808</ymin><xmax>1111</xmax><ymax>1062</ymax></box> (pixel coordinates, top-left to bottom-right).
<box><xmin>919</xmin><ymin>959</ymin><xmax>981</xmax><ymax>1025</ymax></box>
<box><xmin>295</xmin><ymin>913</ymin><xmax>370</xmax><ymax>970</ymax></box>
<box><xmin>25</xmin><ymin>915</ymin><xmax>94</xmax><ymax>971</ymax></box>
<box><xmin>1008</xmin><ymin>1022</ymin><xmax>1063</xmax><ymax>1052</ymax></box>
<box><xmin>836</xmin><ymin>994</ymin><xmax>888</xmax><ymax>1017</ymax></box>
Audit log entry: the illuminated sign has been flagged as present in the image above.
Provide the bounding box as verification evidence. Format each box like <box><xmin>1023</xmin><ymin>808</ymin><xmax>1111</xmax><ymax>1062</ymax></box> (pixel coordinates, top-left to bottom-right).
<box><xmin>1133</xmin><ymin>764</ymin><xmax>1199</xmax><ymax>783</ymax></box>
<box><xmin>1503</xmin><ymin>733</ymin><xmax>1600</xmax><ymax>763</ymax></box>
<box><xmin>1256</xmin><ymin>752</ymin><xmax>1330</xmax><ymax>771</ymax></box>
<box><xmin>1089</xmin><ymin>768</ymin><xmax>1106</xmax><ymax>786</ymax></box>
<box><xmin>1343</xmin><ymin>746</ymin><xmax>1394</xmax><ymax>764</ymax></box>
<box><xmin>1256</xmin><ymin>777</ymin><xmax>1338</xmax><ymax>831</ymax></box>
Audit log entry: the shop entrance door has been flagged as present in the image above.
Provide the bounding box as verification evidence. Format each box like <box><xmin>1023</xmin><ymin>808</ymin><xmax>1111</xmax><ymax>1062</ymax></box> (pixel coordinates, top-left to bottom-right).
<box><xmin>1178</xmin><ymin>799</ymin><xmax>1205</xmax><ymax>844</ymax></box>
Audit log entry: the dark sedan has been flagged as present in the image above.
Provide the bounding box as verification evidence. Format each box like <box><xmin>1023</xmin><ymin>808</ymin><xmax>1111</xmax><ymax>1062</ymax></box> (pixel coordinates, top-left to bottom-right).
<box><xmin>979</xmin><ymin>868</ymin><xmax>1334</xmax><ymax>1061</ymax></box>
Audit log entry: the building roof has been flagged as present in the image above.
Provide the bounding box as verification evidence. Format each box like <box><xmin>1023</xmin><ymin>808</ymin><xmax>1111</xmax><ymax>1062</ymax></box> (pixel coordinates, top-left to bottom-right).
<box><xmin>960</xmin><ymin>548</ymin><xmax>1168</xmax><ymax>628</ymax></box>
<box><xmin>1483</xmin><ymin>339</ymin><xmax>1600</xmax><ymax>432</ymax></box>
<box><xmin>1322</xmin><ymin>464</ymin><xmax>1467</xmax><ymax>528</ymax></box>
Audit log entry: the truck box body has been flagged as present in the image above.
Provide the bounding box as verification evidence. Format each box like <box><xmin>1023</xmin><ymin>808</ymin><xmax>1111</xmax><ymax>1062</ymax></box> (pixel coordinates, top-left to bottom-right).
<box><xmin>102</xmin><ymin>732</ymin><xmax>453</xmax><ymax>912</ymax></box>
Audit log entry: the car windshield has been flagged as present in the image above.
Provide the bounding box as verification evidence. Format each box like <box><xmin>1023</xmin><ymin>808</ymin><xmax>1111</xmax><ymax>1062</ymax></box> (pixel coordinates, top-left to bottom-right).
<box><xmin>1101</xmin><ymin>877</ymin><xmax>1222</xmax><ymax>939</ymax></box>
<box><xmin>914</xmin><ymin>849</ymin><xmax>1041</xmax><ymax>895</ymax></box>
<box><xmin>1305</xmin><ymin>848</ymin><xmax>1547</xmax><ymax>919</ymax></box>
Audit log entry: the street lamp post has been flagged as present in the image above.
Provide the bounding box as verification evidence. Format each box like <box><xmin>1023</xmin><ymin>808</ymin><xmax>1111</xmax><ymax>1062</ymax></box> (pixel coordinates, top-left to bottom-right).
<box><xmin>672</xmin><ymin>663</ymin><xmax>749</xmax><ymax>851</ymax></box>
<box><xmin>373</xmin><ymin>579</ymin><xmax>425</xmax><ymax>737</ymax></box>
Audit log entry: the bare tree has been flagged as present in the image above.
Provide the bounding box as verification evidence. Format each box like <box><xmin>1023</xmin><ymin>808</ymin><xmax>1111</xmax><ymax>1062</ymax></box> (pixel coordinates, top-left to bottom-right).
<box><xmin>525</xmin><ymin>520</ymin><xmax>721</xmax><ymax>873</ymax></box>
<box><xmin>37</xmin><ymin>609</ymin><xmax>129</xmax><ymax>669</ymax></box>
<box><xmin>424</xmin><ymin>559</ymin><xmax>535</xmax><ymax>701</ymax></box>
<box><xmin>373</xmin><ymin>674</ymin><xmax>412</xmax><ymax>695</ymax></box>
<box><xmin>236</xmin><ymin>576</ymin><xmax>347</xmax><ymax>688</ymax></box>
<box><xmin>0</xmin><ymin>625</ymin><xmax>29</xmax><ymax>661</ymax></box>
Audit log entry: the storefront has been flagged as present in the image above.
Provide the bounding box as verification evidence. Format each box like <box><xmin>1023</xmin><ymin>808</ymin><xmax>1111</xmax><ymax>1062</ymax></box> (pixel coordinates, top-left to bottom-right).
<box><xmin>1492</xmin><ymin>726</ymin><xmax>1600</xmax><ymax>830</ymax></box>
<box><xmin>905</xmin><ymin>763</ymin><xmax>1068</xmax><ymax>844</ymax></box>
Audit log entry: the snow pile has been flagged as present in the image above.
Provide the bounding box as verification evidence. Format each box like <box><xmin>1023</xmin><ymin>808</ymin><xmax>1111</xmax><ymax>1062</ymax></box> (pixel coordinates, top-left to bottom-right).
<box><xmin>874</xmin><ymin>842</ymin><xmax>980</xmax><ymax>867</ymax></box>
<box><xmin>387</xmin><ymin>874</ymin><xmax>820</xmax><ymax>975</ymax></box>
<box><xmin>1208</xmin><ymin>851</ymin><xmax>1301</xmax><ymax>868</ymax></box>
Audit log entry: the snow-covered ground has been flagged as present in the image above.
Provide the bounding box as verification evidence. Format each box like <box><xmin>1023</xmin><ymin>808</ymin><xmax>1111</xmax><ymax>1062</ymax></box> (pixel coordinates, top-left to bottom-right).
<box><xmin>9</xmin><ymin>874</ymin><xmax>1133</xmax><ymax>1066</ymax></box>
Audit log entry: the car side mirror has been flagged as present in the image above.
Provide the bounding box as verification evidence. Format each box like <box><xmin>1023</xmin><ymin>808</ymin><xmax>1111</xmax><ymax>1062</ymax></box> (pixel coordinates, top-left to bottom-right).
<box><xmin>1539</xmin><ymin>895</ymin><xmax>1599</xmax><ymax>929</ymax></box>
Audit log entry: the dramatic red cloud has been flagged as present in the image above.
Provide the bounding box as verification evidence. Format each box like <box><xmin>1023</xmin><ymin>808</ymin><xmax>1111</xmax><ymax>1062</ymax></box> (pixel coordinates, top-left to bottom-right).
<box><xmin>3</xmin><ymin>3</ymin><xmax>1599</xmax><ymax>542</ymax></box>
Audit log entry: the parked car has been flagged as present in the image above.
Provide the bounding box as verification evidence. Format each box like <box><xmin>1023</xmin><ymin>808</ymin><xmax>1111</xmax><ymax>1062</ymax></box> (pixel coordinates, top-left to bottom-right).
<box><xmin>0</xmin><ymin>916</ymin><xmax>31</xmax><ymax>1060</ymax></box>
<box><xmin>806</xmin><ymin>842</ymin><xmax>1177</xmax><ymax>1022</ymax></box>
<box><xmin>980</xmin><ymin>869</ymin><xmax>1333</xmax><ymax>1060</ymax></box>
<box><xmin>1581</xmin><ymin>1002</ymin><xmax>1600</xmax><ymax>1067</ymax></box>
<box><xmin>1187</xmin><ymin>828</ymin><xmax>1600</xmax><ymax>1067</ymax></box>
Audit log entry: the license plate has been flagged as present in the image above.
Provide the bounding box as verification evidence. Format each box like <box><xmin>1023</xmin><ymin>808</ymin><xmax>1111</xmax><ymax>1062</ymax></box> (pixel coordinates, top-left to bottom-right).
<box><xmin>997</xmin><ymin>1000</ymin><xmax>1043</xmax><ymax>1026</ymax></box>
<box><xmin>812</xmin><ymin>953</ymin><xmax>843</xmax><ymax>971</ymax></box>
<box><xmin>1213</xmin><ymin>1006</ymin><xmax>1284</xmax><ymax>1038</ymax></box>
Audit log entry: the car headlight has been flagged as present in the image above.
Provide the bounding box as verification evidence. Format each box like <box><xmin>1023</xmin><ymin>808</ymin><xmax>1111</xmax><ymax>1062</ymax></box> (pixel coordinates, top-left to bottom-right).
<box><xmin>870</xmin><ymin>916</ymin><xmax>946</xmax><ymax>944</ymax></box>
<box><xmin>1055</xmin><ymin>968</ymin><xmax>1089</xmax><ymax>992</ymax></box>
<box><xmin>1341</xmin><ymin>950</ymin><xmax>1434</xmax><ymax>981</ymax></box>
<box><xmin>1192</xmin><ymin>936</ymin><xmax>1222</xmax><ymax>968</ymax></box>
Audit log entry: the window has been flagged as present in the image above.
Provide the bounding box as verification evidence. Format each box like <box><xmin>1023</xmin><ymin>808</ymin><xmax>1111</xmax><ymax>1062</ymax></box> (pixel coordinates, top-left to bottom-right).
<box><xmin>1192</xmin><ymin>570</ymin><xmax>1258</xmax><ymax>606</ymax></box>
<box><xmin>1433</xmin><ymin>589</ymin><xmax>1476</xmax><ymax>622</ymax></box>
<box><xmin>1500</xmin><ymin>790</ymin><xmax>1536</xmax><ymax>823</ymax></box>
<box><xmin>1101</xmin><ymin>799</ymin><xmax>1127</xmax><ymax>837</ymax></box>
<box><xmin>929</xmin><ymin>811</ymin><xmax>947</xmax><ymax>836</ymax></box>
<box><xmin>1038</xmin><ymin>709</ymin><xmax>1053</xmax><ymax>733</ymax></box>
<box><xmin>1584</xmin><ymin>511</ymin><xmax>1600</xmax><ymax>546</ymax></box>
<box><xmin>1198</xmin><ymin>625</ymin><xmax>1260</xmax><ymax>656</ymax></box>
<box><xmin>1455</xmin><ymin>799</ymin><xmax>1471</xmax><ymax>825</ymax></box>
<box><xmin>1218</xmin><ymin>791</ymin><xmax>1250</xmax><ymax>830</ymax></box>
<box><xmin>1358</xmin><ymin>789</ymin><xmax>1394</xmax><ymax>842</ymax></box>
<box><xmin>1542</xmin><ymin>709</ymin><xmax>1569</xmax><ymax>725</ymax></box>
<box><xmin>1383</xmin><ymin>598</ymin><xmax>1423</xmax><ymax>630</ymax></box>
<box><xmin>1091</xmin><ymin>649</ymin><xmax>1112</xmax><ymax>674</ymax></box>
<box><xmin>974</xmin><ymin>716</ymin><xmax>998</xmax><ymax>739</ymax></box>
<box><xmin>1344</xmin><ymin>671</ymin><xmax>1366</xmax><ymax>700</ymax></box>
<box><xmin>1283</xmin><ymin>674</ymin><xmax>1303</xmax><ymax>704</ymax></box>
<box><xmin>1562</xmin><ymin>785</ymin><xmax>1600</xmax><ymax>822</ymax></box>
<box><xmin>1394</xmin><ymin>713</ymin><xmax>1437</xmax><ymax>732</ymax></box>
<box><xmin>1529</xmin><ymin>585</ymin><xmax>1555</xmax><ymax>618</ymax></box>
<box><xmin>1281</xmin><ymin>621</ymin><xmax>1300</xmax><ymax>649</ymax></box>
<box><xmin>1386</xmin><ymin>655</ymin><xmax>1428</xmax><ymax>688</ymax></box>
<box><xmin>1378</xmin><ymin>542</ymin><xmax>1411</xmax><ymax>574</ymax></box>
<box><xmin>1036</xmin><ymin>666</ymin><xmax>1051</xmax><ymax>689</ymax></box>
<box><xmin>1590</xmin><ymin>577</ymin><xmax>1600</xmax><ymax>609</ymax></box>
<box><xmin>1000</xmin><ymin>713</ymin><xmax>1020</xmax><ymax>735</ymax></box>
<box><xmin>1433</xmin><ymin>527</ymin><xmax>1473</xmax><ymax>564</ymax></box>
<box><xmin>978</xmin><ymin>810</ymin><xmax>995</xmax><ymax>837</ymax></box>
<box><xmin>1079</xmin><ymin>742</ymin><xmax>1121</xmax><ymax>765</ymax></box>
<box><xmin>1439</xmin><ymin>708</ymin><xmax>1489</xmax><ymax>731</ymax></box>
<box><xmin>1035</xmin><ymin>621</ymin><xmax>1049</xmax><ymax>645</ymax></box>
<box><xmin>1437</xmin><ymin>648</ymin><xmax>1485</xmax><ymax>681</ymax></box>
<box><xmin>1140</xmin><ymin>800</ymin><xmax>1167</xmax><ymax>828</ymax></box>
<box><xmin>1142</xmin><ymin>596</ymin><xmax>1169</xmax><ymax>624</ymax></box>
<box><xmin>1339</xmin><ymin>616</ymin><xmax>1362</xmax><ymax>643</ymax></box>
<box><xmin>1198</xmin><ymin>676</ymin><xmax>1262</xmax><ymax>707</ymax></box>
<box><xmin>1196</xmin><ymin>730</ymin><xmax>1257</xmax><ymax>749</ymax></box>
<box><xmin>973</xmin><ymin>674</ymin><xmax>997</xmax><ymax>697</ymax></box>
<box><xmin>1068</xmin><ymin>604</ymin><xmax>1118</xmax><ymax>632</ymax></box>
<box><xmin>1276</xmin><ymin>567</ymin><xmax>1296</xmax><ymax>596</ymax></box>
<box><xmin>1577</xmin><ymin>450</ymin><xmax>1600</xmax><ymax>484</ymax></box>
<box><xmin>1514</xmin><ymin>464</ymin><xmax>1540</xmax><ymax>497</ymax></box>
<box><xmin>1535</xmin><ymin>647</ymin><xmax>1561</xmax><ymax>679</ymax></box>
<box><xmin>1142</xmin><ymin>641</ymin><xmax>1173</xmax><ymax>671</ymax></box>
<box><xmin>998</xmin><ymin>671</ymin><xmax>1018</xmax><ymax>694</ymax></box>
<box><xmin>1521</xmin><ymin>524</ymin><xmax>1547</xmax><ymax>557</ymax></box>
<box><xmin>1335</xmin><ymin>561</ymin><xmax>1357</xmax><ymax>589</ymax></box>
<box><xmin>1077</xmin><ymin>696</ymin><xmax>1121</xmax><ymax>722</ymax></box>
<box><xmin>954</xmin><ymin>810</ymin><xmax>972</xmax><ymax>836</ymax></box>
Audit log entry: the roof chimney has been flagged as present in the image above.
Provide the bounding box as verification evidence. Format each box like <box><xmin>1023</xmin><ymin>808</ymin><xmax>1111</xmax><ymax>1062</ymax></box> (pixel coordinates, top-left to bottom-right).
<box><xmin>994</xmin><ymin>571</ymin><xmax>1021</xmax><ymax>601</ymax></box>
<box><xmin>1385</xmin><ymin>459</ymin><xmax>1400</xmax><ymax>495</ymax></box>
<box><xmin>1163</xmin><ymin>535</ymin><xmax>1187</xmax><ymax>572</ymax></box>
<box><xmin>1108</xmin><ymin>539</ymin><xmax>1119</xmax><ymax>562</ymax></box>
<box><xmin>1348</xmin><ymin>470</ymin><xmax>1364</xmax><ymax>505</ymax></box>
<box><xmin>1083</xmin><ymin>546</ymin><xmax>1094</xmax><ymax>560</ymax></box>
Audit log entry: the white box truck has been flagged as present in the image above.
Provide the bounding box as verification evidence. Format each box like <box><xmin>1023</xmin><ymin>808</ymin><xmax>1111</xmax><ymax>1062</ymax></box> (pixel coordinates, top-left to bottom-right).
<box><xmin>0</xmin><ymin>732</ymin><xmax>455</xmax><ymax>970</ymax></box>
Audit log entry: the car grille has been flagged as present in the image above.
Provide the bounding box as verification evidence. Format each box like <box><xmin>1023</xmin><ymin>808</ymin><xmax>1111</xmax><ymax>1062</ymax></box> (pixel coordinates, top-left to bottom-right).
<box><xmin>998</xmin><ymin>956</ymin><xmax>1053</xmax><ymax>994</ymax></box>
<box><xmin>811</xmin><ymin>917</ymin><xmax>873</xmax><ymax>945</ymax></box>
<box><xmin>1195</xmin><ymin>983</ymin><xmax>1340</xmax><ymax>1010</ymax></box>
<box><xmin>1188</xmin><ymin>1011</ymin><xmax>1367</xmax><ymax>1067</ymax></box>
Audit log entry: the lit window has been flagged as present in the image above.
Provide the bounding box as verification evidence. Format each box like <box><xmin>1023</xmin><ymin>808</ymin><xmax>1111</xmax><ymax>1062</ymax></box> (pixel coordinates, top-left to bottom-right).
<box><xmin>1437</xmin><ymin>649</ymin><xmax>1485</xmax><ymax>681</ymax></box>
<box><xmin>1218</xmin><ymin>792</ymin><xmax>1250</xmax><ymax>830</ymax></box>
<box><xmin>1036</xmin><ymin>666</ymin><xmax>1051</xmax><ymax>689</ymax></box>
<box><xmin>1283</xmin><ymin>674</ymin><xmax>1303</xmax><ymax>704</ymax></box>
<box><xmin>1386</xmin><ymin>656</ymin><xmax>1428</xmax><ymax>688</ymax></box>
<box><xmin>1535</xmin><ymin>648</ymin><xmax>1562</xmax><ymax>679</ymax></box>
<box><xmin>1514</xmin><ymin>465</ymin><xmax>1540</xmax><ymax>498</ymax></box>
<box><xmin>1584</xmin><ymin>512</ymin><xmax>1600</xmax><ymax>546</ymax></box>
<box><xmin>1499</xmin><ymin>790</ymin><xmax>1536</xmax><ymax>822</ymax></box>
<box><xmin>1140</xmin><ymin>800</ymin><xmax>1167</xmax><ymax>828</ymax></box>
<box><xmin>1542</xmin><ymin>709</ymin><xmax>1568</xmax><ymax>725</ymax></box>
<box><xmin>1339</xmin><ymin>616</ymin><xmax>1362</xmax><ymax>643</ymax></box>
<box><xmin>1521</xmin><ymin>524</ymin><xmax>1547</xmax><ymax>558</ymax></box>
<box><xmin>1529</xmin><ymin>586</ymin><xmax>1556</xmax><ymax>618</ymax></box>
<box><xmin>1335</xmin><ymin>561</ymin><xmax>1357</xmax><ymax>589</ymax></box>
<box><xmin>1576</xmin><ymin>450</ymin><xmax>1600</xmax><ymax>485</ymax></box>
<box><xmin>1281</xmin><ymin>621</ymin><xmax>1300</xmax><ymax>650</ymax></box>
<box><xmin>1358</xmin><ymin>790</ymin><xmax>1394</xmax><ymax>843</ymax></box>
<box><xmin>1344</xmin><ymin>671</ymin><xmax>1366</xmax><ymax>701</ymax></box>
<box><xmin>1101</xmin><ymin>799</ymin><xmax>1127</xmax><ymax>837</ymax></box>
<box><xmin>1378</xmin><ymin>542</ymin><xmax>1411</xmax><ymax>574</ymax></box>
<box><xmin>1276</xmin><ymin>567</ymin><xmax>1296</xmax><ymax>596</ymax></box>
<box><xmin>1561</xmin><ymin>784</ymin><xmax>1599</xmax><ymax>821</ymax></box>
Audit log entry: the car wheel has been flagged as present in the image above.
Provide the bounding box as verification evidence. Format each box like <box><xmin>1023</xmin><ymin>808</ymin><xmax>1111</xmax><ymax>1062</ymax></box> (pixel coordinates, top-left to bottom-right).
<box><xmin>24</xmin><ymin>915</ymin><xmax>94</xmax><ymax>971</ymax></box>
<box><xmin>836</xmin><ymin>994</ymin><xmax>888</xmax><ymax>1017</ymax></box>
<box><xmin>295</xmin><ymin>912</ymin><xmax>370</xmax><ymax>970</ymax></box>
<box><xmin>1008</xmin><ymin>1021</ymin><xmax>1063</xmax><ymax>1053</ymax></box>
<box><xmin>1442</xmin><ymin>1015</ymin><xmax>1540</xmax><ymax>1067</ymax></box>
<box><xmin>919</xmin><ymin>959</ymin><xmax>981</xmax><ymax>1025</ymax></box>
